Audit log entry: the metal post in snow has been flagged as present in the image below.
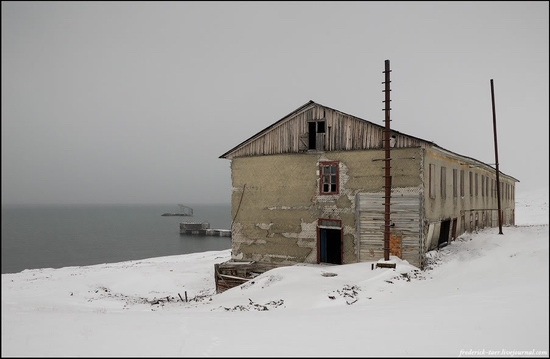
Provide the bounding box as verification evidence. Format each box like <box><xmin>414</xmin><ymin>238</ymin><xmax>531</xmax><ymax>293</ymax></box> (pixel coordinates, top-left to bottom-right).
<box><xmin>382</xmin><ymin>60</ymin><xmax>392</xmax><ymax>260</ymax></box>
<box><xmin>490</xmin><ymin>79</ymin><xmax>503</xmax><ymax>235</ymax></box>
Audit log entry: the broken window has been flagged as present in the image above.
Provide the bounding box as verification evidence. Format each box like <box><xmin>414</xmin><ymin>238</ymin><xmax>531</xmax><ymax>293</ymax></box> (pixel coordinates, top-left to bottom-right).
<box><xmin>308</xmin><ymin>121</ymin><xmax>326</xmax><ymax>150</ymax></box>
<box><xmin>319</xmin><ymin>161</ymin><xmax>338</xmax><ymax>194</ymax></box>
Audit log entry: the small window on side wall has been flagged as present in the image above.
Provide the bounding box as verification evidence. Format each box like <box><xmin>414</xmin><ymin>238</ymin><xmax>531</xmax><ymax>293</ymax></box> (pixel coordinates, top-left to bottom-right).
<box><xmin>429</xmin><ymin>164</ymin><xmax>436</xmax><ymax>199</ymax></box>
<box><xmin>319</xmin><ymin>161</ymin><xmax>338</xmax><ymax>195</ymax></box>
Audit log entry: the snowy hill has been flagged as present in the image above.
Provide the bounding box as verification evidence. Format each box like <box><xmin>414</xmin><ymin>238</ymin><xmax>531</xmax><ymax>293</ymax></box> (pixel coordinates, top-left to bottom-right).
<box><xmin>2</xmin><ymin>188</ymin><xmax>548</xmax><ymax>357</ymax></box>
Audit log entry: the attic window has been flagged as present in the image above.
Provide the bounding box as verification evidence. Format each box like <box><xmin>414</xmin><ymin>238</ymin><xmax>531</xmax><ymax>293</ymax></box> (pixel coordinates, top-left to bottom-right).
<box><xmin>317</xmin><ymin>121</ymin><xmax>325</xmax><ymax>133</ymax></box>
<box><xmin>308</xmin><ymin>121</ymin><xmax>326</xmax><ymax>150</ymax></box>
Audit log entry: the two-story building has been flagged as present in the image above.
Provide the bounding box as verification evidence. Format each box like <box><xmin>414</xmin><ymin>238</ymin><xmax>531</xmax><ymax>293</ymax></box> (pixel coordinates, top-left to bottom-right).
<box><xmin>217</xmin><ymin>100</ymin><xmax>518</xmax><ymax>282</ymax></box>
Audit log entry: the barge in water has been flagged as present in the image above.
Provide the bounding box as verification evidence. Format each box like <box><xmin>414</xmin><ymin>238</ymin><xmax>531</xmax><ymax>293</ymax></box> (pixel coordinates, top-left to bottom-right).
<box><xmin>161</xmin><ymin>204</ymin><xmax>193</xmax><ymax>217</ymax></box>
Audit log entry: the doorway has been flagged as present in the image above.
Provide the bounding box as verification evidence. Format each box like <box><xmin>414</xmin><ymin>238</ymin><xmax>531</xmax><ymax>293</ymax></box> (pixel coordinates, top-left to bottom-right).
<box><xmin>438</xmin><ymin>219</ymin><xmax>451</xmax><ymax>248</ymax></box>
<box><xmin>451</xmin><ymin>218</ymin><xmax>457</xmax><ymax>241</ymax></box>
<box><xmin>319</xmin><ymin>228</ymin><xmax>342</xmax><ymax>264</ymax></box>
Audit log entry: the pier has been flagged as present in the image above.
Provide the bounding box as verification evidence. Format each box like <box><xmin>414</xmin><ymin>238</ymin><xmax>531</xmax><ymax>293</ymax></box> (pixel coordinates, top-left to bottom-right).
<box><xmin>180</xmin><ymin>221</ymin><xmax>231</xmax><ymax>237</ymax></box>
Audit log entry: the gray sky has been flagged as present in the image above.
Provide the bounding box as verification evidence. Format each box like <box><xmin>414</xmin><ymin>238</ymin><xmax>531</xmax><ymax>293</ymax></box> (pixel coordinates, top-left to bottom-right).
<box><xmin>2</xmin><ymin>1</ymin><xmax>548</xmax><ymax>205</ymax></box>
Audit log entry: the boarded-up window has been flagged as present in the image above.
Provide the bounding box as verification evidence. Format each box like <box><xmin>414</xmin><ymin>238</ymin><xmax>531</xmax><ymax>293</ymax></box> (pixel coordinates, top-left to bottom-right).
<box><xmin>453</xmin><ymin>169</ymin><xmax>458</xmax><ymax>198</ymax></box>
<box><xmin>469</xmin><ymin>172</ymin><xmax>473</xmax><ymax>197</ymax></box>
<box><xmin>481</xmin><ymin>175</ymin><xmax>485</xmax><ymax>197</ymax></box>
<box><xmin>429</xmin><ymin>164</ymin><xmax>436</xmax><ymax>199</ymax></box>
<box><xmin>440</xmin><ymin>167</ymin><xmax>446</xmax><ymax>198</ymax></box>
<box><xmin>460</xmin><ymin>170</ymin><xmax>465</xmax><ymax>197</ymax></box>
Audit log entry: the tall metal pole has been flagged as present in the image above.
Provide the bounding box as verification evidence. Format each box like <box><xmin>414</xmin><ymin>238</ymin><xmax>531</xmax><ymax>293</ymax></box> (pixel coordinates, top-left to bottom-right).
<box><xmin>382</xmin><ymin>60</ymin><xmax>392</xmax><ymax>260</ymax></box>
<box><xmin>490</xmin><ymin>79</ymin><xmax>503</xmax><ymax>235</ymax></box>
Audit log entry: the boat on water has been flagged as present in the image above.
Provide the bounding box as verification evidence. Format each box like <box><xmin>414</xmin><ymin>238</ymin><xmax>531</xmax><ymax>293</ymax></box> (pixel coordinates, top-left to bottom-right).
<box><xmin>161</xmin><ymin>204</ymin><xmax>193</xmax><ymax>217</ymax></box>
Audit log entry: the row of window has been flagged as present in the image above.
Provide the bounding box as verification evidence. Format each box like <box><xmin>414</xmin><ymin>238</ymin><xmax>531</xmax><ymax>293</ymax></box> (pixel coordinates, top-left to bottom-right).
<box><xmin>429</xmin><ymin>164</ymin><xmax>514</xmax><ymax>200</ymax></box>
<box><xmin>318</xmin><ymin>161</ymin><xmax>515</xmax><ymax>201</ymax></box>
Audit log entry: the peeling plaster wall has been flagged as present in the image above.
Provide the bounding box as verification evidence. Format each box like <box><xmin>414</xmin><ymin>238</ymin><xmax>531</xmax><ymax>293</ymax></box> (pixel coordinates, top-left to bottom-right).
<box><xmin>229</xmin><ymin>148</ymin><xmax>423</xmax><ymax>266</ymax></box>
<box><xmin>227</xmin><ymin>139</ymin><xmax>518</xmax><ymax>269</ymax></box>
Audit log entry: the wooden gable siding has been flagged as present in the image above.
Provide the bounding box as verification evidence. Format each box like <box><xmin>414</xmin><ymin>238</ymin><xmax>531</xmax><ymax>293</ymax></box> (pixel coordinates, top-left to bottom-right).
<box><xmin>221</xmin><ymin>102</ymin><xmax>431</xmax><ymax>160</ymax></box>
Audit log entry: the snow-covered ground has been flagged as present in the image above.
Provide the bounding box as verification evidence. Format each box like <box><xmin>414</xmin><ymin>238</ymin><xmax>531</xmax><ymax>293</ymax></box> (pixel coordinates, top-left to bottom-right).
<box><xmin>2</xmin><ymin>187</ymin><xmax>548</xmax><ymax>357</ymax></box>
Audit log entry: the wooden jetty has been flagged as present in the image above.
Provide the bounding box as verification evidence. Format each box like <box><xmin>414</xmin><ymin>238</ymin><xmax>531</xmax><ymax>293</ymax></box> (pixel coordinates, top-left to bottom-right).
<box><xmin>180</xmin><ymin>221</ymin><xmax>231</xmax><ymax>237</ymax></box>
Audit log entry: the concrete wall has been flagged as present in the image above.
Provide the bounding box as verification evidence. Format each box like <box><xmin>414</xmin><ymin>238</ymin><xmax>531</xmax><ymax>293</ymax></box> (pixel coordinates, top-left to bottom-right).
<box><xmin>229</xmin><ymin>147</ymin><xmax>423</xmax><ymax>266</ymax></box>
<box><xmin>422</xmin><ymin>147</ymin><xmax>517</xmax><ymax>252</ymax></box>
<box><xmin>229</xmin><ymin>145</ymin><xmax>517</xmax><ymax>269</ymax></box>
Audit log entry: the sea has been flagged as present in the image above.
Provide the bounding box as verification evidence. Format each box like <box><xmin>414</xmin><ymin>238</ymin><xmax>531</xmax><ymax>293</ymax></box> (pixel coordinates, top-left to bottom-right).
<box><xmin>1</xmin><ymin>203</ymin><xmax>232</xmax><ymax>274</ymax></box>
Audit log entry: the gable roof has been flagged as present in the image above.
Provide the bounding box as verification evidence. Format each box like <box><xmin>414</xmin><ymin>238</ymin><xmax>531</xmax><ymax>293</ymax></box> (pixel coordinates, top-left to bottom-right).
<box><xmin>219</xmin><ymin>100</ymin><xmax>434</xmax><ymax>159</ymax></box>
<box><xmin>219</xmin><ymin>100</ymin><xmax>519</xmax><ymax>183</ymax></box>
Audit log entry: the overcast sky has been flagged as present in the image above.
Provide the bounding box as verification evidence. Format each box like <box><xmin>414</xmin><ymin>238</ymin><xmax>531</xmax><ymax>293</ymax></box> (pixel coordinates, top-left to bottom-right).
<box><xmin>2</xmin><ymin>1</ymin><xmax>548</xmax><ymax>205</ymax></box>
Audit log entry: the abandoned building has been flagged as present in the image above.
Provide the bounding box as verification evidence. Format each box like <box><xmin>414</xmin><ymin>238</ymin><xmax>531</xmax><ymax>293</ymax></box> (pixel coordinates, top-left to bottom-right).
<box><xmin>215</xmin><ymin>99</ymin><xmax>518</xmax><ymax>290</ymax></box>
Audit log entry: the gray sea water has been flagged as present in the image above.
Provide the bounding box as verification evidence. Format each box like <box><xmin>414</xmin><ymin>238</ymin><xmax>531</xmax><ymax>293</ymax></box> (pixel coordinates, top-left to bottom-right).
<box><xmin>1</xmin><ymin>204</ymin><xmax>232</xmax><ymax>274</ymax></box>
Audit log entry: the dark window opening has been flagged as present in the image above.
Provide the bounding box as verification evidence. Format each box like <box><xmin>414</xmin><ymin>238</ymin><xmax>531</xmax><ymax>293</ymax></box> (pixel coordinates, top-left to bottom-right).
<box><xmin>317</xmin><ymin>121</ymin><xmax>325</xmax><ymax>133</ymax></box>
<box><xmin>308</xmin><ymin>121</ymin><xmax>326</xmax><ymax>149</ymax></box>
<box><xmin>308</xmin><ymin>122</ymin><xmax>316</xmax><ymax>150</ymax></box>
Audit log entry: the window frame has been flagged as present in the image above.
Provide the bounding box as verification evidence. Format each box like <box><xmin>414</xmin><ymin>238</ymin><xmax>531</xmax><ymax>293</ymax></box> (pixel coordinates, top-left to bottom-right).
<box><xmin>308</xmin><ymin>120</ymin><xmax>326</xmax><ymax>150</ymax></box>
<box><xmin>319</xmin><ymin>161</ymin><xmax>339</xmax><ymax>195</ymax></box>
